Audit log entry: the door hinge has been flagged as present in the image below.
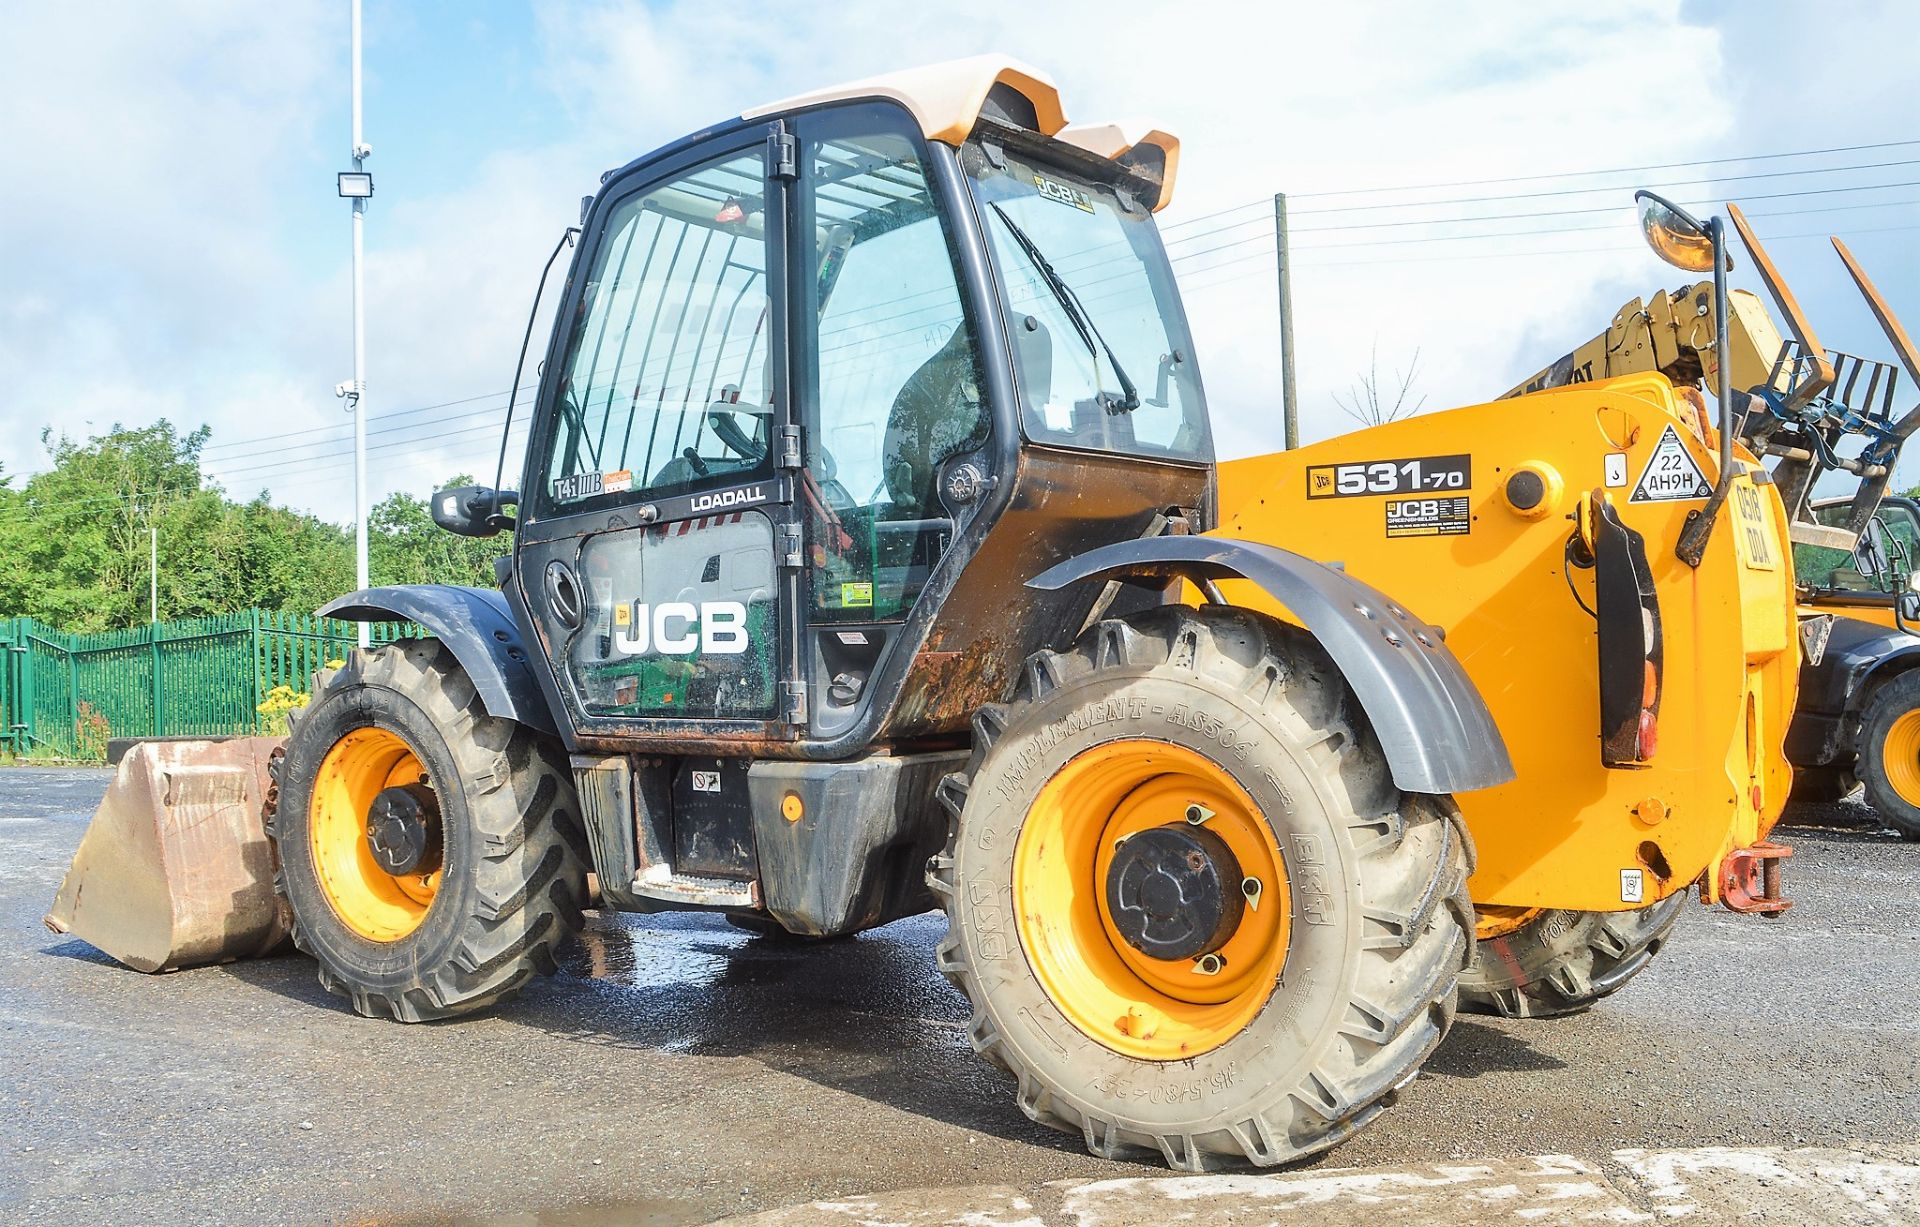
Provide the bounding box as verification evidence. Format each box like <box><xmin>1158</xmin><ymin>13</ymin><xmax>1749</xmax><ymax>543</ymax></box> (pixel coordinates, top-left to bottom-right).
<box><xmin>780</xmin><ymin>680</ymin><xmax>808</xmax><ymax>723</ymax></box>
<box><xmin>778</xmin><ymin>522</ymin><xmax>805</xmax><ymax>568</ymax></box>
<box><xmin>777</xmin><ymin>423</ymin><xmax>803</xmax><ymax>470</ymax></box>
<box><xmin>769</xmin><ymin>129</ymin><xmax>798</xmax><ymax>180</ymax></box>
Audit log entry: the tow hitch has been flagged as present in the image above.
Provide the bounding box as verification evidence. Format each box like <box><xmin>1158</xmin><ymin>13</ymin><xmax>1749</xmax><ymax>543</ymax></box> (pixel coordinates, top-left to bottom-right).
<box><xmin>1718</xmin><ymin>841</ymin><xmax>1792</xmax><ymax>916</ymax></box>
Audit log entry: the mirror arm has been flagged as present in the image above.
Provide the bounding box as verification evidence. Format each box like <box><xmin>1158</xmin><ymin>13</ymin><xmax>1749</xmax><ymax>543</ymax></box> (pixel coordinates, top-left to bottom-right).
<box><xmin>482</xmin><ymin>489</ymin><xmax>519</xmax><ymax>534</ymax></box>
<box><xmin>1676</xmin><ymin>215</ymin><xmax>1738</xmax><ymax>569</ymax></box>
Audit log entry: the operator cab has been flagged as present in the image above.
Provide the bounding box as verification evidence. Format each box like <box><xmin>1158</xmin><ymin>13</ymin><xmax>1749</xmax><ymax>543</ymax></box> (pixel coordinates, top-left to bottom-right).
<box><xmin>508</xmin><ymin>57</ymin><xmax>1211</xmax><ymax>755</ymax></box>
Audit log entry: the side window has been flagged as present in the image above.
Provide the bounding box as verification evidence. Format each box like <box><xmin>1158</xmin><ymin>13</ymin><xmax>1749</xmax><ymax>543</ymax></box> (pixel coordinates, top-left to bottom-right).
<box><xmin>539</xmin><ymin>149</ymin><xmax>774</xmax><ymax>513</ymax></box>
<box><xmin>1881</xmin><ymin>507</ymin><xmax>1920</xmax><ymax>590</ymax></box>
<box><xmin>802</xmin><ymin>122</ymin><xmax>986</xmax><ymax>621</ymax></box>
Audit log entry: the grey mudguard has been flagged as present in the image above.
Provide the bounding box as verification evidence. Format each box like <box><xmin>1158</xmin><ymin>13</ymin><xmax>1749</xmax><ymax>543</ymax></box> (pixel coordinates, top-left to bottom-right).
<box><xmin>1797</xmin><ymin>613</ymin><xmax>1920</xmax><ymax>717</ymax></box>
<box><xmin>1027</xmin><ymin>537</ymin><xmax>1514</xmax><ymax>796</ymax></box>
<box><xmin>318</xmin><ymin>585</ymin><xmax>558</xmax><ymax>736</ymax></box>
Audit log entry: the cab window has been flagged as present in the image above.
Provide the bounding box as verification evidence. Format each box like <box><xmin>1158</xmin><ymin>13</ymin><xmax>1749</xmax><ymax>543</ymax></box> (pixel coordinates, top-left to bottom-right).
<box><xmin>538</xmin><ymin>148</ymin><xmax>775</xmax><ymax>514</ymax></box>
<box><xmin>800</xmin><ymin>115</ymin><xmax>987</xmax><ymax>621</ymax></box>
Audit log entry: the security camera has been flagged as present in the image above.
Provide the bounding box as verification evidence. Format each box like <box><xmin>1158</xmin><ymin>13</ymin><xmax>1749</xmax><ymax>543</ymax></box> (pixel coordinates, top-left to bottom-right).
<box><xmin>334</xmin><ymin>381</ymin><xmax>357</xmax><ymax>398</ymax></box>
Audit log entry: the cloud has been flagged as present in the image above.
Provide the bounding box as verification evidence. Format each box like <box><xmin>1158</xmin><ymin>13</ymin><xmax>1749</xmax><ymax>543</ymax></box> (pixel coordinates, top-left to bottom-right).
<box><xmin>18</xmin><ymin>0</ymin><xmax>1918</xmax><ymax>524</ymax></box>
<box><xmin>0</xmin><ymin>1</ymin><xmax>337</xmax><ymax>479</ymax></box>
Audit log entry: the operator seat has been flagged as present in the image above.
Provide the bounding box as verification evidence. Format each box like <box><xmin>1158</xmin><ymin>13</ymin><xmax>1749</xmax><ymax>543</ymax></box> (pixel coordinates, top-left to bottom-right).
<box><xmin>881</xmin><ymin>323</ymin><xmax>989</xmax><ymax>518</ymax></box>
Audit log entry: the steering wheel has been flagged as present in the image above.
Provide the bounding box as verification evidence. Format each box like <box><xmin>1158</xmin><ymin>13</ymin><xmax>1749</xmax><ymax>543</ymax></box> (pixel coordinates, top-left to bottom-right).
<box><xmin>706</xmin><ymin>409</ymin><xmax>768</xmax><ymax>461</ymax></box>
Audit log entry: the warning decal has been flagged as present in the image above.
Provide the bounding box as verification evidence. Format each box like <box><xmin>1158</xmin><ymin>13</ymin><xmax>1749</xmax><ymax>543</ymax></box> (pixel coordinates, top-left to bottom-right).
<box><xmin>1385</xmin><ymin>496</ymin><xmax>1471</xmax><ymax>538</ymax></box>
<box><xmin>1629</xmin><ymin>425</ymin><xmax>1711</xmax><ymax>502</ymax></box>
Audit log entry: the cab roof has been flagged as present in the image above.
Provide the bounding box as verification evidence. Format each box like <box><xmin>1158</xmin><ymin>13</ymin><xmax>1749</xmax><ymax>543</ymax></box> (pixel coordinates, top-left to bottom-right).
<box><xmin>743</xmin><ymin>54</ymin><xmax>1179</xmax><ymax>211</ymax></box>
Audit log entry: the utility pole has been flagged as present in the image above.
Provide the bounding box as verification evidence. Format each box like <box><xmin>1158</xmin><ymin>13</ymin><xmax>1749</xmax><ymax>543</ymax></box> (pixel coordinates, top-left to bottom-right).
<box><xmin>336</xmin><ymin>0</ymin><xmax>373</xmax><ymax>647</ymax></box>
<box><xmin>150</xmin><ymin>525</ymin><xmax>158</xmax><ymax>624</ymax></box>
<box><xmin>1274</xmin><ymin>192</ymin><xmax>1298</xmax><ymax>450</ymax></box>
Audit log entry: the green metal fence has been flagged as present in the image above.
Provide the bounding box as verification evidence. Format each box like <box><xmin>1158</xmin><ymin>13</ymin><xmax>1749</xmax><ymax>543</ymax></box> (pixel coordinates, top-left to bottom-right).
<box><xmin>0</xmin><ymin>611</ymin><xmax>414</xmax><ymax>759</ymax></box>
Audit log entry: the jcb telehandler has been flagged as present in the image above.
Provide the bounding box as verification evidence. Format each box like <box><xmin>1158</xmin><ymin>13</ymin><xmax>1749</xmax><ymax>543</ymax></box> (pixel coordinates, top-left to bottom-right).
<box><xmin>46</xmin><ymin>56</ymin><xmax>1793</xmax><ymax>1171</ymax></box>
<box><xmin>1505</xmin><ymin>211</ymin><xmax>1920</xmax><ymax>836</ymax></box>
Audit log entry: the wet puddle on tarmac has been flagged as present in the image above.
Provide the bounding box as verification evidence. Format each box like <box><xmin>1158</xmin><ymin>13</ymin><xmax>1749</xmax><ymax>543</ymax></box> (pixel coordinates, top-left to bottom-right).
<box><xmin>556</xmin><ymin>913</ymin><xmax>744</xmax><ymax>991</ymax></box>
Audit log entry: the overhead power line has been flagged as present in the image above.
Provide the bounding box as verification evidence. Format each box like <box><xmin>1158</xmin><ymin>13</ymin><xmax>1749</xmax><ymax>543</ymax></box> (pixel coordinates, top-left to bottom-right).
<box><xmin>1158</xmin><ymin>138</ymin><xmax>1920</xmax><ymax>232</ymax></box>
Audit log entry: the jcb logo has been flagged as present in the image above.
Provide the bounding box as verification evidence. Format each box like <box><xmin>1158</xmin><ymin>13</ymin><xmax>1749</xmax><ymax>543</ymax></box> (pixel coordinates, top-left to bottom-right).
<box><xmin>612</xmin><ymin>600</ymin><xmax>749</xmax><ymax>656</ymax></box>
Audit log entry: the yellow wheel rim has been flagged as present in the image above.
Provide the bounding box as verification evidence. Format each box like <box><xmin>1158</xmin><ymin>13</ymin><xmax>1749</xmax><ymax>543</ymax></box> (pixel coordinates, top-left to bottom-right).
<box><xmin>1883</xmin><ymin>710</ymin><xmax>1920</xmax><ymax>806</ymax></box>
<box><xmin>1473</xmin><ymin>904</ymin><xmax>1542</xmax><ymax>942</ymax></box>
<box><xmin>1014</xmin><ymin>739</ymin><xmax>1290</xmax><ymax>1062</ymax></box>
<box><xmin>309</xmin><ymin>727</ymin><xmax>441</xmax><ymax>941</ymax></box>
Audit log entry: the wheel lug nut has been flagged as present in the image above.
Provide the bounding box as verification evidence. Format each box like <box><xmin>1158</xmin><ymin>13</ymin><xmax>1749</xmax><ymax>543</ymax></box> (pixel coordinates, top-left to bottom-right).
<box><xmin>1185</xmin><ymin>804</ymin><xmax>1214</xmax><ymax>825</ymax></box>
<box><xmin>1242</xmin><ymin>876</ymin><xmax>1262</xmax><ymax>911</ymax></box>
<box><xmin>1193</xmin><ymin>952</ymin><xmax>1226</xmax><ymax>975</ymax></box>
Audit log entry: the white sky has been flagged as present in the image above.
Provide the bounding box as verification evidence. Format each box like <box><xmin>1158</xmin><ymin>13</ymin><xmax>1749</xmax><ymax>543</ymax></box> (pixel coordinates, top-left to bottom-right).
<box><xmin>3</xmin><ymin>0</ymin><xmax>1917</xmax><ymax>519</ymax></box>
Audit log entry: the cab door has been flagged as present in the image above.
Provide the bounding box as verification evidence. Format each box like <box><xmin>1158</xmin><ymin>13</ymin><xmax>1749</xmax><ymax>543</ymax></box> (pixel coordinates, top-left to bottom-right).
<box><xmin>516</xmin><ymin>129</ymin><xmax>803</xmax><ymax>739</ymax></box>
<box><xmin>788</xmin><ymin>104</ymin><xmax>995</xmax><ymax>737</ymax></box>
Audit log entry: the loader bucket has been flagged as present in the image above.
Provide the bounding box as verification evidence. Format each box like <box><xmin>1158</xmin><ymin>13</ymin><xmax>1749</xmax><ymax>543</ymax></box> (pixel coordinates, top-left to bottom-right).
<box><xmin>43</xmin><ymin>737</ymin><xmax>293</xmax><ymax>973</ymax></box>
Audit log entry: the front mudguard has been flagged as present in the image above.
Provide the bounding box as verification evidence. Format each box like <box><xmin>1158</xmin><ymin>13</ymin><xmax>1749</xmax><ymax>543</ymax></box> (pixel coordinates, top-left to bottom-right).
<box><xmin>1027</xmin><ymin>537</ymin><xmax>1514</xmax><ymax>795</ymax></box>
<box><xmin>318</xmin><ymin>585</ymin><xmax>559</xmax><ymax>736</ymax></box>
<box><xmin>1786</xmin><ymin>613</ymin><xmax>1920</xmax><ymax>767</ymax></box>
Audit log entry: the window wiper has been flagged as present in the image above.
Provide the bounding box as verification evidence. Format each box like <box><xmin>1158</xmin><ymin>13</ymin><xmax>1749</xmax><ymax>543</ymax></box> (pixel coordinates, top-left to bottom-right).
<box><xmin>988</xmin><ymin>201</ymin><xmax>1139</xmax><ymax>414</ymax></box>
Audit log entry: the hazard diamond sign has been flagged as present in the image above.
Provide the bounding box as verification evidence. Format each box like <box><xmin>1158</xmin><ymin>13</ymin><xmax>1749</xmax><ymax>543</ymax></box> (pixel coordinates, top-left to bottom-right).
<box><xmin>1629</xmin><ymin>424</ymin><xmax>1711</xmax><ymax>502</ymax></box>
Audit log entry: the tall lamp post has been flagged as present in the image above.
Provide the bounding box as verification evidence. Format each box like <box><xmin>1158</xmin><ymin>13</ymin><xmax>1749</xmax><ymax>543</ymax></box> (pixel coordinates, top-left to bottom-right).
<box><xmin>336</xmin><ymin>0</ymin><xmax>374</xmax><ymax>647</ymax></box>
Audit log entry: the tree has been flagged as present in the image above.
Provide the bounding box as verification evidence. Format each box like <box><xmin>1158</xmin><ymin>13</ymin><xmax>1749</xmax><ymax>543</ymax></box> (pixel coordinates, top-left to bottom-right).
<box><xmin>0</xmin><ymin>419</ymin><xmax>495</xmax><ymax>632</ymax></box>
<box><xmin>369</xmin><ymin>475</ymin><xmax>502</xmax><ymax>589</ymax></box>
<box><xmin>0</xmin><ymin>421</ymin><xmax>209</xmax><ymax>631</ymax></box>
<box><xmin>1335</xmin><ymin>344</ymin><xmax>1428</xmax><ymax>429</ymax></box>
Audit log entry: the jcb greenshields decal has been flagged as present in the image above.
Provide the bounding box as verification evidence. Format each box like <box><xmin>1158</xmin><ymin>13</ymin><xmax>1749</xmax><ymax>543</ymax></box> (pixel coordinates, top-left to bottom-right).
<box><xmin>1306</xmin><ymin>454</ymin><xmax>1471</xmax><ymax>499</ymax></box>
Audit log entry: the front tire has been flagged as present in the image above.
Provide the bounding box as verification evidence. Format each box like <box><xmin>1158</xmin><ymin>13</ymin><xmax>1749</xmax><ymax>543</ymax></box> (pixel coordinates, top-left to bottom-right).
<box><xmin>1855</xmin><ymin>670</ymin><xmax>1920</xmax><ymax>838</ymax></box>
<box><xmin>931</xmin><ymin>607</ymin><xmax>1473</xmax><ymax>1171</ymax></box>
<box><xmin>1458</xmin><ymin>894</ymin><xmax>1688</xmax><ymax>1019</ymax></box>
<box><xmin>272</xmin><ymin>639</ymin><xmax>590</xmax><ymax>1022</ymax></box>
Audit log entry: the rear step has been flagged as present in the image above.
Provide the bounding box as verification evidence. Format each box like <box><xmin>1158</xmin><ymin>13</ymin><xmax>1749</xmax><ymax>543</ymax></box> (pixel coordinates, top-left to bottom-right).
<box><xmin>630</xmin><ymin>865</ymin><xmax>760</xmax><ymax>910</ymax></box>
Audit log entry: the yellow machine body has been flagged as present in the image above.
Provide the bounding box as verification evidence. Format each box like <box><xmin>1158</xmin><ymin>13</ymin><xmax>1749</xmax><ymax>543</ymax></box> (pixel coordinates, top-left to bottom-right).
<box><xmin>1213</xmin><ymin>374</ymin><xmax>1798</xmax><ymax>911</ymax></box>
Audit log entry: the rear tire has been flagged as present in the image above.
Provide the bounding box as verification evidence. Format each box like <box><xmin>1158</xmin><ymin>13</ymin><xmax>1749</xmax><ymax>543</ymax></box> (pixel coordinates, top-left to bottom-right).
<box><xmin>931</xmin><ymin>607</ymin><xmax>1473</xmax><ymax>1171</ymax></box>
<box><xmin>1458</xmin><ymin>894</ymin><xmax>1688</xmax><ymax>1019</ymax></box>
<box><xmin>272</xmin><ymin>639</ymin><xmax>590</xmax><ymax>1022</ymax></box>
<box><xmin>1855</xmin><ymin>670</ymin><xmax>1920</xmax><ymax>838</ymax></box>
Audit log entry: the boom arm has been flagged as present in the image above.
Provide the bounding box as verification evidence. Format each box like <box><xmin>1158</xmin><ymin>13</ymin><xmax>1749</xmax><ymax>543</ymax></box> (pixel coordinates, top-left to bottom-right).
<box><xmin>1504</xmin><ymin>210</ymin><xmax>1917</xmax><ymax>552</ymax></box>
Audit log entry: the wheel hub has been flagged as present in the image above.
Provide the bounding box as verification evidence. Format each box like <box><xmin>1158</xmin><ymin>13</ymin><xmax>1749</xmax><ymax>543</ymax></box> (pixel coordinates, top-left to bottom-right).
<box><xmin>365</xmin><ymin>783</ymin><xmax>442</xmax><ymax>876</ymax></box>
<box><xmin>1105</xmin><ymin>823</ymin><xmax>1245</xmax><ymax>961</ymax></box>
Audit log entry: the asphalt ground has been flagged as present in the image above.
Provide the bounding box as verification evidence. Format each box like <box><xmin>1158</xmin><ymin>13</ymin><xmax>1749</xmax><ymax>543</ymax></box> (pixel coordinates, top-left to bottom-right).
<box><xmin>2</xmin><ymin>767</ymin><xmax>1917</xmax><ymax>1226</ymax></box>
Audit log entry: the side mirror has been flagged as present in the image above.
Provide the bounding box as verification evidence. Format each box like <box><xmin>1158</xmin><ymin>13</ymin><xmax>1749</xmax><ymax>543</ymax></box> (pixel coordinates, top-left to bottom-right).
<box><xmin>432</xmin><ymin>486</ymin><xmax>517</xmax><ymax>538</ymax></box>
<box><xmin>1635</xmin><ymin>190</ymin><xmax>1718</xmax><ymax>273</ymax></box>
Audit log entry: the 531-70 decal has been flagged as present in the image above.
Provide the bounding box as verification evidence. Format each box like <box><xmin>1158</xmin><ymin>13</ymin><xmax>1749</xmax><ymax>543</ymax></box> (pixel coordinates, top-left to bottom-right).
<box><xmin>1306</xmin><ymin>454</ymin><xmax>1471</xmax><ymax>499</ymax></box>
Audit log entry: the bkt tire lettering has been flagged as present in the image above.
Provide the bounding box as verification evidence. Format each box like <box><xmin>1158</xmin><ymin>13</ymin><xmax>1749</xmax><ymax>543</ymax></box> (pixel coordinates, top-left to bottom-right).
<box><xmin>613</xmin><ymin>600</ymin><xmax>750</xmax><ymax>656</ymax></box>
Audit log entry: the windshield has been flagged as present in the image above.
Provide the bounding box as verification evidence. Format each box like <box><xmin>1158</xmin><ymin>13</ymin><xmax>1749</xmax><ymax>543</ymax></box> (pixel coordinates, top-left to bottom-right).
<box><xmin>963</xmin><ymin>137</ymin><xmax>1208</xmax><ymax>460</ymax></box>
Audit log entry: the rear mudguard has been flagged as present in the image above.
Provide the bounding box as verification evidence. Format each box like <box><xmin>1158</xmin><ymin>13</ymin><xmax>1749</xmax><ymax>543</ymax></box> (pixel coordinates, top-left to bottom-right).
<box><xmin>318</xmin><ymin>585</ymin><xmax>559</xmax><ymax>736</ymax></box>
<box><xmin>1027</xmin><ymin>537</ymin><xmax>1515</xmax><ymax>796</ymax></box>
